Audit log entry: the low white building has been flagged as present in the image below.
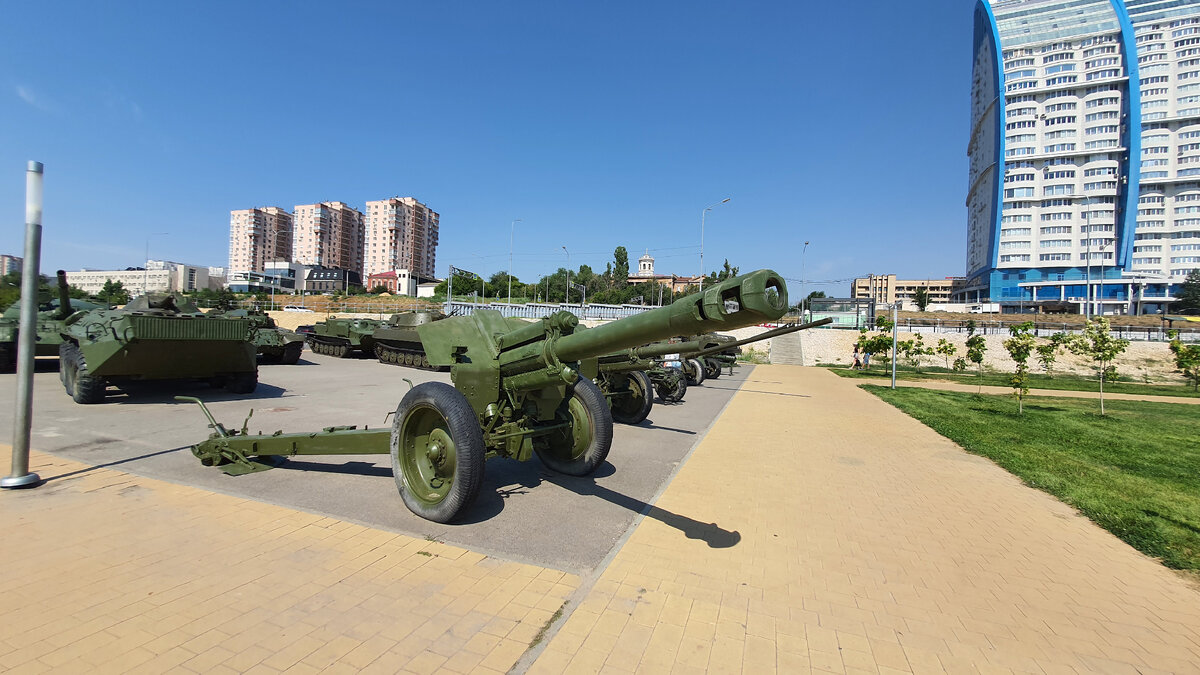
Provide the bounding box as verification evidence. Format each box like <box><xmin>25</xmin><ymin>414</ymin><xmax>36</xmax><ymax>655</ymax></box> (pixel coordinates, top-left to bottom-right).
<box><xmin>67</xmin><ymin>260</ymin><xmax>218</xmax><ymax>296</ymax></box>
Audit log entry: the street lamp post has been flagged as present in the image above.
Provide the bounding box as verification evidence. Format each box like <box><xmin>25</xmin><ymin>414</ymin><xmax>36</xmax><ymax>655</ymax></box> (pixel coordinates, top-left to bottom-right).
<box><xmin>1098</xmin><ymin>240</ymin><xmax>1110</xmax><ymax>317</ymax></box>
<box><xmin>699</xmin><ymin>197</ymin><xmax>730</xmax><ymax>292</ymax></box>
<box><xmin>144</xmin><ymin>232</ymin><xmax>168</xmax><ymax>296</ymax></box>
<box><xmin>800</xmin><ymin>240</ymin><xmax>810</xmax><ymax>317</ymax></box>
<box><xmin>508</xmin><ymin>218</ymin><xmax>521</xmax><ymax>304</ymax></box>
<box><xmin>562</xmin><ymin>246</ymin><xmax>570</xmax><ymax>303</ymax></box>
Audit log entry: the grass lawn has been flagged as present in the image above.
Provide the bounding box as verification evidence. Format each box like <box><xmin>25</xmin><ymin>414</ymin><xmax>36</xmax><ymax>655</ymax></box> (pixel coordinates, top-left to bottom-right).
<box><xmin>829</xmin><ymin>364</ymin><xmax>1200</xmax><ymax>398</ymax></box>
<box><xmin>863</xmin><ymin>385</ymin><xmax>1200</xmax><ymax>571</ymax></box>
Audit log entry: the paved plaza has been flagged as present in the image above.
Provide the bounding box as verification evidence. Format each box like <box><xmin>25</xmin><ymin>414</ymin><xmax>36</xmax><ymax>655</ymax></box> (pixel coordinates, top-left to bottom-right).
<box><xmin>3</xmin><ymin>364</ymin><xmax>1200</xmax><ymax>673</ymax></box>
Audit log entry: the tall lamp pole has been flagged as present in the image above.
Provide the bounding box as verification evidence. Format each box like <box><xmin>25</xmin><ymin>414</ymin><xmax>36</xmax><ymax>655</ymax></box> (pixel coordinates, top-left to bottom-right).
<box><xmin>1098</xmin><ymin>240</ymin><xmax>1109</xmax><ymax>317</ymax></box>
<box><xmin>144</xmin><ymin>232</ymin><xmax>168</xmax><ymax>296</ymax></box>
<box><xmin>508</xmin><ymin>218</ymin><xmax>521</xmax><ymax>304</ymax></box>
<box><xmin>800</xmin><ymin>240</ymin><xmax>810</xmax><ymax>317</ymax></box>
<box><xmin>562</xmin><ymin>246</ymin><xmax>570</xmax><ymax>303</ymax></box>
<box><xmin>699</xmin><ymin>197</ymin><xmax>731</xmax><ymax>292</ymax></box>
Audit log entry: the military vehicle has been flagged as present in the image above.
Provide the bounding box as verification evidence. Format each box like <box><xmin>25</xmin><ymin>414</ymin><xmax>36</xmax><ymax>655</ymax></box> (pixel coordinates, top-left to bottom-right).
<box><xmin>372</xmin><ymin>310</ymin><xmax>446</xmax><ymax>369</ymax></box>
<box><xmin>180</xmin><ymin>270</ymin><xmax>789</xmax><ymax>523</ymax></box>
<box><xmin>59</xmin><ymin>293</ymin><xmax>258</xmax><ymax>404</ymax></box>
<box><xmin>307</xmin><ymin>316</ymin><xmax>384</xmax><ymax>357</ymax></box>
<box><xmin>208</xmin><ymin>307</ymin><xmax>304</xmax><ymax>364</ymax></box>
<box><xmin>0</xmin><ymin>271</ymin><xmax>104</xmax><ymax>372</ymax></box>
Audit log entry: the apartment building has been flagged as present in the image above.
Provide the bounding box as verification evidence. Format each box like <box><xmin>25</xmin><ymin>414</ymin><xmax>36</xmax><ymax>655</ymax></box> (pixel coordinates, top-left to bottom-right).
<box><xmin>292</xmin><ymin>202</ymin><xmax>365</xmax><ymax>274</ymax></box>
<box><xmin>964</xmin><ymin>0</ymin><xmax>1200</xmax><ymax>314</ymax></box>
<box><xmin>363</xmin><ymin>197</ymin><xmax>439</xmax><ymax>279</ymax></box>
<box><xmin>228</xmin><ymin>207</ymin><xmax>292</xmax><ymax>273</ymax></box>
<box><xmin>851</xmin><ymin>275</ymin><xmax>962</xmax><ymax>306</ymax></box>
<box><xmin>0</xmin><ymin>254</ymin><xmax>22</xmax><ymax>277</ymax></box>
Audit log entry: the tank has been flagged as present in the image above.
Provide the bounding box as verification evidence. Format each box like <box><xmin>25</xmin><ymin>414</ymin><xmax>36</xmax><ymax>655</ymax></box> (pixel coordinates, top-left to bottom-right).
<box><xmin>182</xmin><ymin>270</ymin><xmax>789</xmax><ymax>523</ymax></box>
<box><xmin>208</xmin><ymin>307</ymin><xmax>305</xmax><ymax>364</ymax></box>
<box><xmin>306</xmin><ymin>316</ymin><xmax>385</xmax><ymax>357</ymax></box>
<box><xmin>372</xmin><ymin>310</ymin><xmax>447</xmax><ymax>369</ymax></box>
<box><xmin>0</xmin><ymin>270</ymin><xmax>105</xmax><ymax>372</ymax></box>
<box><xmin>58</xmin><ymin>293</ymin><xmax>259</xmax><ymax>404</ymax></box>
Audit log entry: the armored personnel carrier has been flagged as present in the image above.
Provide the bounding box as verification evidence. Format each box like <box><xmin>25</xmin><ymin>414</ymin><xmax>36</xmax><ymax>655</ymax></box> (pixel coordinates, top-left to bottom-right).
<box><xmin>372</xmin><ymin>310</ymin><xmax>446</xmax><ymax>369</ymax></box>
<box><xmin>208</xmin><ymin>307</ymin><xmax>304</xmax><ymax>364</ymax></box>
<box><xmin>306</xmin><ymin>316</ymin><xmax>384</xmax><ymax>357</ymax></box>
<box><xmin>0</xmin><ymin>271</ymin><xmax>104</xmax><ymax>372</ymax></box>
<box><xmin>59</xmin><ymin>293</ymin><xmax>258</xmax><ymax>403</ymax></box>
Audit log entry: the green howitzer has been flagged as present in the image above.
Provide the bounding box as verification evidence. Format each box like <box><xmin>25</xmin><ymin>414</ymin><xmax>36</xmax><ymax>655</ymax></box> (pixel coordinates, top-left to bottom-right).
<box><xmin>179</xmin><ymin>269</ymin><xmax>789</xmax><ymax>523</ymax></box>
<box><xmin>585</xmin><ymin>318</ymin><xmax>832</xmax><ymax>423</ymax></box>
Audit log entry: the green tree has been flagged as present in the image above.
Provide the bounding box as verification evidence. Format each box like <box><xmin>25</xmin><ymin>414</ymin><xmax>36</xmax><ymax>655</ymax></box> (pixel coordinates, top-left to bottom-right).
<box><xmin>1177</xmin><ymin>269</ymin><xmax>1200</xmax><ymax>312</ymax></box>
<box><xmin>965</xmin><ymin>334</ymin><xmax>987</xmax><ymax>393</ymax></box>
<box><xmin>935</xmin><ymin>338</ymin><xmax>957</xmax><ymax>371</ymax></box>
<box><xmin>370</xmin><ymin>284</ymin><xmax>389</xmax><ymax>294</ymax></box>
<box><xmin>612</xmin><ymin>247</ymin><xmax>630</xmax><ymax>284</ymax></box>
<box><xmin>913</xmin><ymin>287</ymin><xmax>930</xmax><ymax>312</ymax></box>
<box><xmin>1035</xmin><ymin>332</ymin><xmax>1068</xmax><ymax>378</ymax></box>
<box><xmin>897</xmin><ymin>333</ymin><xmax>934</xmax><ymax>372</ymax></box>
<box><xmin>1065</xmin><ymin>316</ymin><xmax>1130</xmax><ymax>415</ymax></box>
<box><xmin>1167</xmin><ymin>330</ymin><xmax>1200</xmax><ymax>391</ymax></box>
<box><xmin>96</xmin><ymin>279</ymin><xmax>130</xmax><ymax>305</ymax></box>
<box><xmin>1003</xmin><ymin>321</ymin><xmax>1037</xmax><ymax>414</ymax></box>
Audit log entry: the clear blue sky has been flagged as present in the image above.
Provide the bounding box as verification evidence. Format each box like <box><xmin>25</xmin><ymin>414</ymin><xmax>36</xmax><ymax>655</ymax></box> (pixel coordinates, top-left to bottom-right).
<box><xmin>1</xmin><ymin>1</ymin><xmax>974</xmax><ymax>295</ymax></box>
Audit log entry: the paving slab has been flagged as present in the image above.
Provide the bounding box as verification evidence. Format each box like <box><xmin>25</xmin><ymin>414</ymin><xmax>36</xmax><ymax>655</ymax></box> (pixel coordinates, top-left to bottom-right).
<box><xmin>532</xmin><ymin>365</ymin><xmax>1200</xmax><ymax>673</ymax></box>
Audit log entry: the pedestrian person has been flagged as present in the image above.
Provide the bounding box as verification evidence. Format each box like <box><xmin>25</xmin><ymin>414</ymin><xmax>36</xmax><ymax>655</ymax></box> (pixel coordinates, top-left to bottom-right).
<box><xmin>852</xmin><ymin>345</ymin><xmax>862</xmax><ymax>370</ymax></box>
<box><xmin>862</xmin><ymin>349</ymin><xmax>871</xmax><ymax>370</ymax></box>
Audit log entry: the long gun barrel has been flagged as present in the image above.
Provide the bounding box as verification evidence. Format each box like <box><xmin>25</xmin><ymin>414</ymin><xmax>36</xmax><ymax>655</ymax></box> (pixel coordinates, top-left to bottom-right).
<box><xmin>688</xmin><ymin>318</ymin><xmax>832</xmax><ymax>360</ymax></box>
<box><xmin>55</xmin><ymin>270</ymin><xmax>73</xmax><ymax>319</ymax></box>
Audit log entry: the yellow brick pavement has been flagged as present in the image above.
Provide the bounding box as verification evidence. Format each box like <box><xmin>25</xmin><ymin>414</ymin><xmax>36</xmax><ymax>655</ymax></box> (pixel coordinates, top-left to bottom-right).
<box><xmin>0</xmin><ymin>451</ymin><xmax>579</xmax><ymax>674</ymax></box>
<box><xmin>532</xmin><ymin>365</ymin><xmax>1200</xmax><ymax>674</ymax></box>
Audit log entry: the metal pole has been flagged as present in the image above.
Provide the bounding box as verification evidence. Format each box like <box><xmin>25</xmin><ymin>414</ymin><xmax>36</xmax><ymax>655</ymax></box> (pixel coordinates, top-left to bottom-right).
<box><xmin>1083</xmin><ymin>196</ymin><xmax>1091</xmax><ymax>319</ymax></box>
<box><xmin>891</xmin><ymin>303</ymin><xmax>898</xmax><ymax>390</ymax></box>
<box><xmin>1098</xmin><ymin>242</ymin><xmax>1107</xmax><ymax>317</ymax></box>
<box><xmin>699</xmin><ymin>198</ymin><xmax>730</xmax><ymax>292</ymax></box>
<box><xmin>562</xmin><ymin>246</ymin><xmax>570</xmax><ymax>303</ymax></box>
<box><xmin>508</xmin><ymin>219</ymin><xmax>521</xmax><ymax>304</ymax></box>
<box><xmin>800</xmin><ymin>240</ymin><xmax>809</xmax><ymax>317</ymax></box>
<box><xmin>5</xmin><ymin>161</ymin><xmax>44</xmax><ymax>488</ymax></box>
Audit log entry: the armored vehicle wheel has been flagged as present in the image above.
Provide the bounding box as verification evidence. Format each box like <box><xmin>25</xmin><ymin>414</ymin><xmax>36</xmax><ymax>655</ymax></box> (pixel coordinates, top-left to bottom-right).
<box><xmin>279</xmin><ymin>342</ymin><xmax>303</xmax><ymax>365</ymax></box>
<box><xmin>226</xmin><ymin>370</ymin><xmax>258</xmax><ymax>394</ymax></box>
<box><xmin>390</xmin><ymin>382</ymin><xmax>485</xmax><ymax>523</ymax></box>
<box><xmin>335</xmin><ymin>344</ymin><xmax>351</xmax><ymax>358</ymax></box>
<box><xmin>536</xmin><ymin>378</ymin><xmax>613</xmax><ymax>476</ymax></box>
<box><xmin>70</xmin><ymin>351</ymin><xmax>107</xmax><ymax>404</ymax></box>
<box><xmin>610</xmin><ymin>371</ymin><xmax>653</xmax><ymax>425</ymax></box>
<box><xmin>0</xmin><ymin>344</ymin><xmax>15</xmax><ymax>373</ymax></box>
<box><xmin>59</xmin><ymin>342</ymin><xmax>77</xmax><ymax>390</ymax></box>
<box><xmin>683</xmin><ymin>358</ymin><xmax>705</xmax><ymax>386</ymax></box>
<box><xmin>703</xmin><ymin>358</ymin><xmax>722</xmax><ymax>380</ymax></box>
<box><xmin>259</xmin><ymin>348</ymin><xmax>282</xmax><ymax>364</ymax></box>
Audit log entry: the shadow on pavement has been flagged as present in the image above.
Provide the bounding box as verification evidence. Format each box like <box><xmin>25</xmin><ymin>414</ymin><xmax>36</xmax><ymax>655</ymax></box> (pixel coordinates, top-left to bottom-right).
<box><xmin>106</xmin><ymin>382</ymin><xmax>289</xmax><ymax>404</ymax></box>
<box><xmin>39</xmin><ymin>445</ymin><xmax>193</xmax><ymax>483</ymax></box>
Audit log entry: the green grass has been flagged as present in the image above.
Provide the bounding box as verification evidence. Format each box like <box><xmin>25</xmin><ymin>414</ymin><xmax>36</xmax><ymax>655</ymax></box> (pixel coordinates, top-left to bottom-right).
<box><xmin>863</xmin><ymin>385</ymin><xmax>1200</xmax><ymax>571</ymax></box>
<box><xmin>827</xmin><ymin>364</ymin><xmax>1200</xmax><ymax>398</ymax></box>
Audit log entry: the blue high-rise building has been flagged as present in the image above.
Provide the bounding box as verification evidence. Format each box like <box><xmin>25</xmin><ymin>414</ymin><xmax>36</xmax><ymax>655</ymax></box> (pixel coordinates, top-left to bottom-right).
<box><xmin>963</xmin><ymin>0</ymin><xmax>1200</xmax><ymax>314</ymax></box>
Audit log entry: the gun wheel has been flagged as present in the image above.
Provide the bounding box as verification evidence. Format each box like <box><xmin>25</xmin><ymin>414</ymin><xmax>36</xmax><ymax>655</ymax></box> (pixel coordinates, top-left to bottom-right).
<box><xmin>536</xmin><ymin>378</ymin><xmax>613</xmax><ymax>476</ymax></box>
<box><xmin>684</xmin><ymin>358</ymin><xmax>706</xmax><ymax>386</ymax></box>
<box><xmin>657</xmin><ymin>370</ymin><xmax>687</xmax><ymax>403</ymax></box>
<box><xmin>391</xmin><ymin>382</ymin><xmax>485</xmax><ymax>523</ymax></box>
<box><xmin>703</xmin><ymin>358</ymin><xmax>722</xmax><ymax>380</ymax></box>
<box><xmin>609</xmin><ymin>371</ymin><xmax>653</xmax><ymax>425</ymax></box>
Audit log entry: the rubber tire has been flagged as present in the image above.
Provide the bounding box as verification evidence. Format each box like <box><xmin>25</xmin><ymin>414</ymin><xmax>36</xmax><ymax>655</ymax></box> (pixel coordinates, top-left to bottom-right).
<box><xmin>703</xmin><ymin>358</ymin><xmax>722</xmax><ymax>380</ymax></box>
<box><xmin>71</xmin><ymin>350</ymin><xmax>107</xmax><ymax>404</ymax></box>
<box><xmin>259</xmin><ymin>348</ymin><xmax>282</xmax><ymax>364</ymax></box>
<box><xmin>610</xmin><ymin>371</ymin><xmax>654</xmax><ymax>425</ymax></box>
<box><xmin>225</xmin><ymin>370</ymin><xmax>258</xmax><ymax>394</ymax></box>
<box><xmin>279</xmin><ymin>341</ymin><xmax>303</xmax><ymax>365</ymax></box>
<box><xmin>59</xmin><ymin>342</ymin><xmax>76</xmax><ymax>390</ymax></box>
<box><xmin>0</xmin><ymin>345</ymin><xmax>15</xmax><ymax>374</ymax></box>
<box><xmin>390</xmin><ymin>382</ymin><xmax>485</xmax><ymax>523</ymax></box>
<box><xmin>685</xmin><ymin>358</ymin><xmax>706</xmax><ymax>386</ymax></box>
<box><xmin>535</xmin><ymin>377</ymin><xmax>613</xmax><ymax>476</ymax></box>
<box><xmin>661</xmin><ymin>370</ymin><xmax>687</xmax><ymax>403</ymax></box>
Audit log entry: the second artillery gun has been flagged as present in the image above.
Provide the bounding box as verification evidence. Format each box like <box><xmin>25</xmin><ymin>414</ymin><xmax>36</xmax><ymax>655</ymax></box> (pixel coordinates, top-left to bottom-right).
<box><xmin>585</xmin><ymin>319</ymin><xmax>831</xmax><ymax>424</ymax></box>
<box><xmin>180</xmin><ymin>270</ymin><xmax>790</xmax><ymax>523</ymax></box>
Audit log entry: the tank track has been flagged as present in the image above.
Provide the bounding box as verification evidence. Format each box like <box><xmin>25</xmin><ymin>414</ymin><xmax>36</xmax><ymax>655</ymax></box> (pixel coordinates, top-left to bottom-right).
<box><xmin>307</xmin><ymin>337</ymin><xmax>354</xmax><ymax>358</ymax></box>
<box><xmin>374</xmin><ymin>343</ymin><xmax>439</xmax><ymax>370</ymax></box>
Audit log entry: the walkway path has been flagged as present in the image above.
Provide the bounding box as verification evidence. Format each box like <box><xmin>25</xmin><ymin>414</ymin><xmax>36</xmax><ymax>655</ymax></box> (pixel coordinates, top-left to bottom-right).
<box><xmin>3</xmin><ymin>366</ymin><xmax>1200</xmax><ymax>673</ymax></box>
<box><xmin>531</xmin><ymin>366</ymin><xmax>1200</xmax><ymax>673</ymax></box>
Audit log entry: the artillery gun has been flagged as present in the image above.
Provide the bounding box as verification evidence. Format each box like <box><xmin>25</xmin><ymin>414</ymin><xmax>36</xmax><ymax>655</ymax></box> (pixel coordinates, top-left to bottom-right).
<box><xmin>307</xmin><ymin>316</ymin><xmax>385</xmax><ymax>357</ymax></box>
<box><xmin>0</xmin><ymin>271</ymin><xmax>104</xmax><ymax>372</ymax></box>
<box><xmin>372</xmin><ymin>310</ymin><xmax>447</xmax><ymax>369</ymax></box>
<box><xmin>59</xmin><ymin>293</ymin><xmax>258</xmax><ymax>404</ymax></box>
<box><xmin>585</xmin><ymin>319</ymin><xmax>831</xmax><ymax>424</ymax></box>
<box><xmin>207</xmin><ymin>307</ymin><xmax>305</xmax><ymax>364</ymax></box>
<box><xmin>179</xmin><ymin>270</ymin><xmax>789</xmax><ymax>523</ymax></box>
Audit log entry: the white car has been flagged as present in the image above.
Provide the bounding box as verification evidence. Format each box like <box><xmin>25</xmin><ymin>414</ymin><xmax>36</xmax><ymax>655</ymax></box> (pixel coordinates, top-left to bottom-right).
<box><xmin>282</xmin><ymin>305</ymin><xmax>315</xmax><ymax>312</ymax></box>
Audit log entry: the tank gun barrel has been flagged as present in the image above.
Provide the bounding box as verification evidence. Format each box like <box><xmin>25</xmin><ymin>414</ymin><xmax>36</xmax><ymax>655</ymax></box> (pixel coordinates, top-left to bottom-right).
<box><xmin>55</xmin><ymin>270</ymin><xmax>72</xmax><ymax>319</ymax></box>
